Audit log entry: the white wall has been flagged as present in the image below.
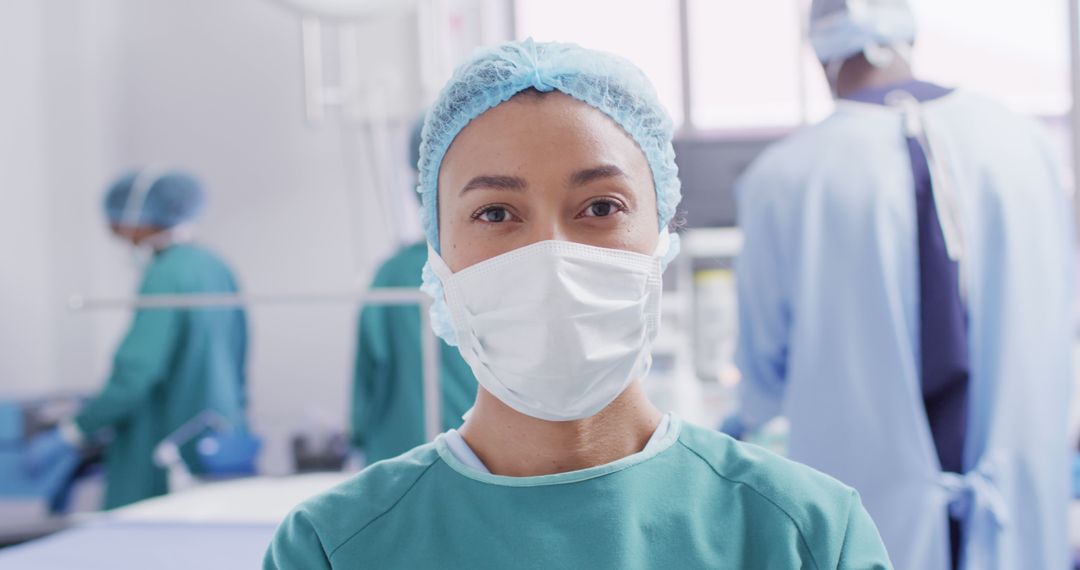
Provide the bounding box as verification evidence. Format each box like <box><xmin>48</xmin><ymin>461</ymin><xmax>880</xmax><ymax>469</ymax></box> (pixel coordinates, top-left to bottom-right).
<box><xmin>0</xmin><ymin>0</ymin><xmax>54</xmax><ymax>396</ymax></box>
<box><xmin>41</xmin><ymin>1</ymin><xmax>133</xmax><ymax>398</ymax></box>
<box><xmin>1</xmin><ymin>1</ymin><xmax>125</xmax><ymax>398</ymax></box>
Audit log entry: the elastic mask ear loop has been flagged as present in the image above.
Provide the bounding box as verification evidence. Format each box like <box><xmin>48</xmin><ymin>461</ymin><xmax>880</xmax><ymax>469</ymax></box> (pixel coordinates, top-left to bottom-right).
<box><xmin>426</xmin><ymin>243</ymin><xmax>454</xmax><ymax>281</ymax></box>
<box><xmin>120</xmin><ymin>165</ymin><xmax>166</xmax><ymax>240</ymax></box>
<box><xmin>891</xmin><ymin>42</ymin><xmax>913</xmax><ymax>66</ymax></box>
<box><xmin>142</xmin><ymin>223</ymin><xmax>195</xmax><ymax>251</ymax></box>
<box><xmin>863</xmin><ymin>43</ymin><xmax>896</xmax><ymax>68</ymax></box>
<box><xmin>654</xmin><ymin>230</ymin><xmax>671</xmax><ymax>258</ymax></box>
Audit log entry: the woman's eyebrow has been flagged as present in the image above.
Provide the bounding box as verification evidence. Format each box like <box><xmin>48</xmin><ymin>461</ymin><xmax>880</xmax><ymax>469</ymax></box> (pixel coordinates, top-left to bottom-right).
<box><xmin>460</xmin><ymin>175</ymin><xmax>527</xmax><ymax>196</ymax></box>
<box><xmin>570</xmin><ymin>165</ymin><xmax>626</xmax><ymax>187</ymax></box>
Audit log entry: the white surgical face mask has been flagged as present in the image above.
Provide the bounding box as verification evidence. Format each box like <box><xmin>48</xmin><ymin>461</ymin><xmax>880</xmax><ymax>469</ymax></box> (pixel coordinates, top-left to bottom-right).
<box><xmin>428</xmin><ymin>233</ymin><xmax>669</xmax><ymax>421</ymax></box>
<box><xmin>130</xmin><ymin>245</ymin><xmax>154</xmax><ymax>270</ymax></box>
<box><xmin>126</xmin><ymin>225</ymin><xmax>195</xmax><ymax>270</ymax></box>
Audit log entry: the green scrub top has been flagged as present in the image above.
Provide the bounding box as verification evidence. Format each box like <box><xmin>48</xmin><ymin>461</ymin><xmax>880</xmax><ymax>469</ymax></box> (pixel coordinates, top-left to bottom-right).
<box><xmin>265</xmin><ymin>418</ymin><xmax>893</xmax><ymax>569</ymax></box>
<box><xmin>75</xmin><ymin>244</ymin><xmax>248</xmax><ymax>509</ymax></box>
<box><xmin>352</xmin><ymin>242</ymin><xmax>477</xmax><ymax>464</ymax></box>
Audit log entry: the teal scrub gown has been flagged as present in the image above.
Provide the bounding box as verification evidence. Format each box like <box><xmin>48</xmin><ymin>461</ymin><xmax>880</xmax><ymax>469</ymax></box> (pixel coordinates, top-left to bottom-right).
<box><xmin>352</xmin><ymin>242</ymin><xmax>477</xmax><ymax>464</ymax></box>
<box><xmin>265</xmin><ymin>418</ymin><xmax>892</xmax><ymax>569</ymax></box>
<box><xmin>75</xmin><ymin>244</ymin><xmax>248</xmax><ymax>509</ymax></box>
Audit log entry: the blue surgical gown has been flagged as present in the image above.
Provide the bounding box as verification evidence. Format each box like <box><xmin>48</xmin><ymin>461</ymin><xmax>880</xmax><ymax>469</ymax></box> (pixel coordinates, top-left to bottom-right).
<box><xmin>264</xmin><ymin>417</ymin><xmax>892</xmax><ymax>568</ymax></box>
<box><xmin>75</xmin><ymin>244</ymin><xmax>248</xmax><ymax>509</ymax></box>
<box><xmin>352</xmin><ymin>242</ymin><xmax>477</xmax><ymax>464</ymax></box>
<box><xmin>735</xmin><ymin>90</ymin><xmax>1074</xmax><ymax>570</ymax></box>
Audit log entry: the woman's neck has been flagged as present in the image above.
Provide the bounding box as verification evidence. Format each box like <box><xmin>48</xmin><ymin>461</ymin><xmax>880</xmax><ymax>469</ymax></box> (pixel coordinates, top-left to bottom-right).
<box><xmin>458</xmin><ymin>382</ymin><xmax>663</xmax><ymax>477</ymax></box>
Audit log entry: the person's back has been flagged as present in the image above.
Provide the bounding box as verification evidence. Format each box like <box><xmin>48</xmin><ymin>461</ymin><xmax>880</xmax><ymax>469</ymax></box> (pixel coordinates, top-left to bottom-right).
<box><xmin>76</xmin><ymin>242</ymin><xmax>248</xmax><ymax>508</ymax></box>
<box><xmin>352</xmin><ymin>241</ymin><xmax>477</xmax><ymax>463</ymax></box>
<box><xmin>146</xmin><ymin>244</ymin><xmax>248</xmax><ymax>456</ymax></box>
<box><xmin>733</xmin><ymin>4</ymin><xmax>1074</xmax><ymax>567</ymax></box>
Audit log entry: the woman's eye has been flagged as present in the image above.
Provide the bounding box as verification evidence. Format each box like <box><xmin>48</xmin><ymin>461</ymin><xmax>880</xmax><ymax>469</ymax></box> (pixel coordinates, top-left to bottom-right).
<box><xmin>583</xmin><ymin>200</ymin><xmax>619</xmax><ymax>218</ymax></box>
<box><xmin>479</xmin><ymin>207</ymin><xmax>509</xmax><ymax>223</ymax></box>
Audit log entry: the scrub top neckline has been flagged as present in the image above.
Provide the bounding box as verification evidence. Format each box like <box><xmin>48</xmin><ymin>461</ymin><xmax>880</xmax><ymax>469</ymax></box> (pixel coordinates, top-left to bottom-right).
<box><xmin>434</xmin><ymin>415</ymin><xmax>684</xmax><ymax>487</ymax></box>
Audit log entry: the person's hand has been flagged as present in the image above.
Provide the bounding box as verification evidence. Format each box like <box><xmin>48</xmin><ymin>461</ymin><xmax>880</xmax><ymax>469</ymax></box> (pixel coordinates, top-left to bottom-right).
<box><xmin>24</xmin><ymin>428</ymin><xmax>78</xmax><ymax>477</ymax></box>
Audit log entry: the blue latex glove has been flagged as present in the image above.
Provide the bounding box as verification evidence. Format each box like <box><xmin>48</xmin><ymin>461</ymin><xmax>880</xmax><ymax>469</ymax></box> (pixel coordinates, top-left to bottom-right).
<box><xmin>25</xmin><ymin>428</ymin><xmax>78</xmax><ymax>477</ymax></box>
<box><xmin>719</xmin><ymin>415</ymin><xmax>747</xmax><ymax>441</ymax></box>
<box><xmin>1073</xmin><ymin>453</ymin><xmax>1080</xmax><ymax>499</ymax></box>
<box><xmin>197</xmin><ymin>430</ymin><xmax>262</xmax><ymax>476</ymax></box>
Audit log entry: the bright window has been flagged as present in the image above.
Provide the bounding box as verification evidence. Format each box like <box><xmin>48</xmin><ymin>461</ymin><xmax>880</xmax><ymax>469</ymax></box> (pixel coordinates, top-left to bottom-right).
<box><xmin>908</xmin><ymin>0</ymin><xmax>1071</xmax><ymax>117</ymax></box>
<box><xmin>688</xmin><ymin>0</ymin><xmax>832</xmax><ymax>129</ymax></box>
<box><xmin>513</xmin><ymin>0</ymin><xmax>684</xmax><ymax>123</ymax></box>
<box><xmin>514</xmin><ymin>0</ymin><xmax>1073</xmax><ymax>129</ymax></box>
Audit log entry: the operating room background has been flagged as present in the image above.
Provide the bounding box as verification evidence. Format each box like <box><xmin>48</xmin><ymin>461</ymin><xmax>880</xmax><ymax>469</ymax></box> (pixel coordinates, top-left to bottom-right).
<box><xmin>2</xmin><ymin>0</ymin><xmax>1078</xmax><ymax>475</ymax></box>
<box><xmin>0</xmin><ymin>0</ymin><xmax>424</xmax><ymax>474</ymax></box>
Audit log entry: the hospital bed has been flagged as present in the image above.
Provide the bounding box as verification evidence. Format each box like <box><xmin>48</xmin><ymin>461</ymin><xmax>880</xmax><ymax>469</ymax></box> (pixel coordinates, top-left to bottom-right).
<box><xmin>0</xmin><ymin>472</ymin><xmax>351</xmax><ymax>568</ymax></box>
<box><xmin>0</xmin><ymin>396</ymin><xmax>101</xmax><ymax>546</ymax></box>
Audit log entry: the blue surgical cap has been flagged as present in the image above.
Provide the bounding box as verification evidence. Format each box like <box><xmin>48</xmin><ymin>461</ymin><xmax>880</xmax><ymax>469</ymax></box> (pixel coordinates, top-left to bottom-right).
<box><xmin>417</xmin><ymin>38</ymin><xmax>681</xmax><ymax>252</ymax></box>
<box><xmin>417</xmin><ymin>39</ymin><xmax>682</xmax><ymax>346</ymax></box>
<box><xmin>104</xmin><ymin>168</ymin><xmax>206</xmax><ymax>228</ymax></box>
<box><xmin>810</xmin><ymin>0</ymin><xmax>916</xmax><ymax>64</ymax></box>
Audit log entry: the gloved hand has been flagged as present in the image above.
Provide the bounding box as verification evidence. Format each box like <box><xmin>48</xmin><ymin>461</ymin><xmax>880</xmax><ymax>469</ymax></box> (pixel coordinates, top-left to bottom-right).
<box><xmin>24</xmin><ymin>428</ymin><xmax>79</xmax><ymax>477</ymax></box>
<box><xmin>719</xmin><ymin>415</ymin><xmax>747</xmax><ymax>441</ymax></box>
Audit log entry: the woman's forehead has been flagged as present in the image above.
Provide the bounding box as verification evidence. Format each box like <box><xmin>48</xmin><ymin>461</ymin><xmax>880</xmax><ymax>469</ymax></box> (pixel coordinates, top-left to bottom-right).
<box><xmin>439</xmin><ymin>92</ymin><xmax>652</xmax><ymax>187</ymax></box>
<box><xmin>463</xmin><ymin>94</ymin><xmax>621</xmax><ymax>147</ymax></box>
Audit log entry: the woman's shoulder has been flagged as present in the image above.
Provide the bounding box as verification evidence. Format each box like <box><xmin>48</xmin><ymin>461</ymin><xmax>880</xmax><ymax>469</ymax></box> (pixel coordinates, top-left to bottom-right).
<box><xmin>674</xmin><ymin>422</ymin><xmax>889</xmax><ymax>567</ymax></box>
<box><xmin>145</xmin><ymin>244</ymin><xmax>231</xmax><ymax>284</ymax></box>
<box><xmin>268</xmin><ymin>443</ymin><xmax>443</xmax><ymax>563</ymax></box>
<box><xmin>678</xmin><ymin>423</ymin><xmax>855</xmax><ymax>511</ymax></box>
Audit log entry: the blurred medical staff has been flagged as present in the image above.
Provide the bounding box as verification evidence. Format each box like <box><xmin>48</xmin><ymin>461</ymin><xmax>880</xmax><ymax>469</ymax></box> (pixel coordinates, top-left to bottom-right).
<box><xmin>732</xmin><ymin>0</ymin><xmax>1074</xmax><ymax>568</ymax></box>
<box><xmin>351</xmin><ymin>120</ymin><xmax>477</xmax><ymax>464</ymax></box>
<box><xmin>25</xmin><ymin>168</ymin><xmax>249</xmax><ymax>509</ymax></box>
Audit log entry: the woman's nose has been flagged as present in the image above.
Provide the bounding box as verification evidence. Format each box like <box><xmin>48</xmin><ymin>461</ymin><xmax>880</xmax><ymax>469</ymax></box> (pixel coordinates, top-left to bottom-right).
<box><xmin>527</xmin><ymin>217</ymin><xmax>570</xmax><ymax>244</ymax></box>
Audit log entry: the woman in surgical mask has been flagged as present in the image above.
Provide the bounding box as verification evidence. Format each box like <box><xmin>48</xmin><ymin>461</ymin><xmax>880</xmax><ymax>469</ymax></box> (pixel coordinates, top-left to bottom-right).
<box><xmin>264</xmin><ymin>40</ymin><xmax>892</xmax><ymax>569</ymax></box>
